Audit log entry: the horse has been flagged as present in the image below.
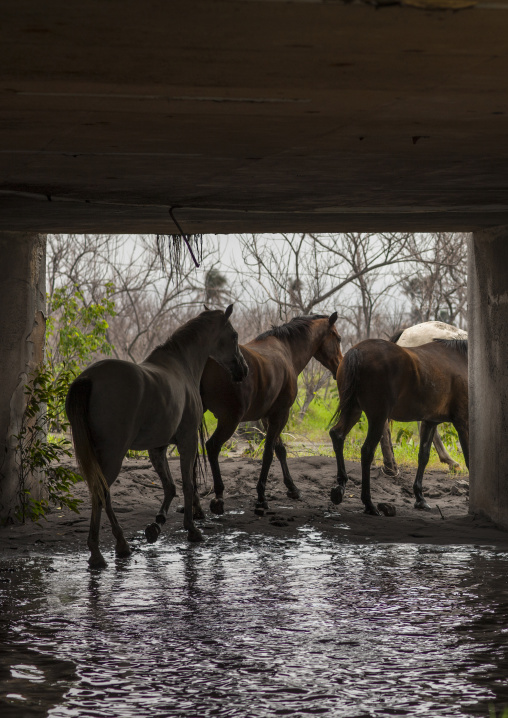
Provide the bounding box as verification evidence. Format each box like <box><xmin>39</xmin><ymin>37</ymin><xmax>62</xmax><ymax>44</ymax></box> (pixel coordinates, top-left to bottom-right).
<box><xmin>380</xmin><ymin>320</ymin><xmax>468</xmax><ymax>475</ymax></box>
<box><xmin>201</xmin><ymin>313</ymin><xmax>343</xmax><ymax>513</ymax></box>
<box><xmin>329</xmin><ymin>338</ymin><xmax>468</xmax><ymax>515</ymax></box>
<box><xmin>65</xmin><ymin>306</ymin><xmax>248</xmax><ymax>568</ymax></box>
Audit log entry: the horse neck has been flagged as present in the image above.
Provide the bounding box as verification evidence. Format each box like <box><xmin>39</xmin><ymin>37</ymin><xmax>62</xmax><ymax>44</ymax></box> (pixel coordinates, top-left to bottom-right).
<box><xmin>284</xmin><ymin>325</ymin><xmax>323</xmax><ymax>375</ymax></box>
<box><xmin>152</xmin><ymin>318</ymin><xmax>220</xmax><ymax>382</ymax></box>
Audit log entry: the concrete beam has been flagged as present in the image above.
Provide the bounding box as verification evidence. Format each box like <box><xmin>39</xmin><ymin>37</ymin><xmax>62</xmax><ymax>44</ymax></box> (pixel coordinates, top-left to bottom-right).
<box><xmin>469</xmin><ymin>228</ymin><xmax>508</xmax><ymax>529</ymax></box>
<box><xmin>0</xmin><ymin>232</ymin><xmax>46</xmax><ymax>521</ymax></box>
<box><xmin>2</xmin><ymin>1</ymin><xmax>508</xmax><ymax>232</ymax></box>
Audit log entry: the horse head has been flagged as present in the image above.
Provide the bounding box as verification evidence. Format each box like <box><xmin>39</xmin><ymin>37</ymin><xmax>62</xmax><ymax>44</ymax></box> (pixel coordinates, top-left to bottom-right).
<box><xmin>209</xmin><ymin>304</ymin><xmax>249</xmax><ymax>382</ymax></box>
<box><xmin>313</xmin><ymin>312</ymin><xmax>343</xmax><ymax>377</ymax></box>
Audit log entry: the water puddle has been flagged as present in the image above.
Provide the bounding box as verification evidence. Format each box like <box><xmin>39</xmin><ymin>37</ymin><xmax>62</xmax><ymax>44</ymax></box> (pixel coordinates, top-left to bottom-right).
<box><xmin>1</xmin><ymin>531</ymin><xmax>508</xmax><ymax>717</ymax></box>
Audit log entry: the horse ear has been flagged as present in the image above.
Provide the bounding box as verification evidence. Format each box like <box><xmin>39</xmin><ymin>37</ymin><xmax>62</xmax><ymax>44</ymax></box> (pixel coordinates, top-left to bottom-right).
<box><xmin>329</xmin><ymin>311</ymin><xmax>338</xmax><ymax>326</ymax></box>
<box><xmin>203</xmin><ymin>304</ymin><xmax>210</xmax><ymax>311</ymax></box>
<box><xmin>224</xmin><ymin>304</ymin><xmax>234</xmax><ymax>319</ymax></box>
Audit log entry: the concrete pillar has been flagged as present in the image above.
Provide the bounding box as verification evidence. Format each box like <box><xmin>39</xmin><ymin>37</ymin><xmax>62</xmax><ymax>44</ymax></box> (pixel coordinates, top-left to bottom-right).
<box><xmin>0</xmin><ymin>233</ymin><xmax>46</xmax><ymax>522</ymax></box>
<box><xmin>469</xmin><ymin>228</ymin><xmax>508</xmax><ymax>529</ymax></box>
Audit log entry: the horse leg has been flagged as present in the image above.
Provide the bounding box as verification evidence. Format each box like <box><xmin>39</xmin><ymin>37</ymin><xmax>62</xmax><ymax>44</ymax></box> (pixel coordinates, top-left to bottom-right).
<box><xmin>431</xmin><ymin>428</ymin><xmax>460</xmax><ymax>470</ymax></box>
<box><xmin>329</xmin><ymin>407</ymin><xmax>362</xmax><ymax>505</ymax></box>
<box><xmin>145</xmin><ymin>446</ymin><xmax>177</xmax><ymax>544</ymax></box>
<box><xmin>205</xmin><ymin>415</ymin><xmax>239</xmax><ymax>515</ymax></box>
<box><xmin>274</xmin><ymin>437</ymin><xmax>301</xmax><ymax>500</ymax></box>
<box><xmin>380</xmin><ymin>421</ymin><xmax>399</xmax><ymax>477</ymax></box>
<box><xmin>191</xmin><ymin>458</ymin><xmax>205</xmax><ymax>520</ymax></box>
<box><xmin>104</xmin><ymin>492</ymin><xmax>132</xmax><ymax>558</ymax></box>
<box><xmin>360</xmin><ymin>416</ymin><xmax>386</xmax><ymax>515</ymax></box>
<box><xmin>255</xmin><ymin>416</ymin><xmax>286</xmax><ymax>509</ymax></box>
<box><xmin>413</xmin><ymin>421</ymin><xmax>437</xmax><ymax>510</ymax></box>
<box><xmin>452</xmin><ymin>418</ymin><xmax>469</xmax><ymax>470</ymax></box>
<box><xmin>89</xmin><ymin>451</ymin><xmax>125</xmax><ymax>566</ymax></box>
<box><xmin>87</xmin><ymin>497</ymin><xmax>106</xmax><ymax>568</ymax></box>
<box><xmin>178</xmin><ymin>438</ymin><xmax>204</xmax><ymax>543</ymax></box>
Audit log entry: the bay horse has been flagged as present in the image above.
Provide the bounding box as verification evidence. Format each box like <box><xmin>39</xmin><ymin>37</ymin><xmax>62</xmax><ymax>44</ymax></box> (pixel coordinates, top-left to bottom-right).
<box><xmin>66</xmin><ymin>306</ymin><xmax>248</xmax><ymax>568</ymax></box>
<box><xmin>201</xmin><ymin>313</ymin><xmax>343</xmax><ymax>513</ymax></box>
<box><xmin>329</xmin><ymin>338</ymin><xmax>468</xmax><ymax>515</ymax></box>
<box><xmin>380</xmin><ymin>320</ymin><xmax>468</xmax><ymax>475</ymax></box>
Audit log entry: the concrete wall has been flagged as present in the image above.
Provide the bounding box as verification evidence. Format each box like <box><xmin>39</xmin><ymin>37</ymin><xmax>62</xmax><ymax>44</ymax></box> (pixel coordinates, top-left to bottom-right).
<box><xmin>469</xmin><ymin>229</ymin><xmax>508</xmax><ymax>529</ymax></box>
<box><xmin>0</xmin><ymin>232</ymin><xmax>46</xmax><ymax>522</ymax></box>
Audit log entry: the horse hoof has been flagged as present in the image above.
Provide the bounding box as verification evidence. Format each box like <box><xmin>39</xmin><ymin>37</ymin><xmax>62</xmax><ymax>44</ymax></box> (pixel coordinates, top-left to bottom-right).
<box><xmin>210</xmin><ymin>498</ymin><xmax>225</xmax><ymax>515</ymax></box>
<box><xmin>145</xmin><ymin>522</ymin><xmax>161</xmax><ymax>544</ymax></box>
<box><xmin>330</xmin><ymin>485</ymin><xmax>344</xmax><ymax>505</ymax></box>
<box><xmin>193</xmin><ymin>506</ymin><xmax>206</xmax><ymax>520</ymax></box>
<box><xmin>286</xmin><ymin>489</ymin><xmax>301</xmax><ymax>501</ymax></box>
<box><xmin>414</xmin><ymin>500</ymin><xmax>431</xmax><ymax>512</ymax></box>
<box><xmin>88</xmin><ymin>555</ymin><xmax>107</xmax><ymax>569</ymax></box>
<box><xmin>381</xmin><ymin>465</ymin><xmax>400</xmax><ymax>479</ymax></box>
<box><xmin>115</xmin><ymin>544</ymin><xmax>132</xmax><ymax>558</ymax></box>
<box><xmin>256</xmin><ymin>500</ymin><xmax>269</xmax><ymax>510</ymax></box>
<box><xmin>364</xmin><ymin>505</ymin><xmax>381</xmax><ymax>516</ymax></box>
<box><xmin>155</xmin><ymin>513</ymin><xmax>166</xmax><ymax>525</ymax></box>
<box><xmin>188</xmin><ymin>529</ymin><xmax>204</xmax><ymax>543</ymax></box>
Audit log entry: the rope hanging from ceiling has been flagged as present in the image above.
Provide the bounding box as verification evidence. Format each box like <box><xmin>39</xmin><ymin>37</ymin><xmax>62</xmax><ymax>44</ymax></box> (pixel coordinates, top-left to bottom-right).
<box><xmin>156</xmin><ymin>207</ymin><xmax>203</xmax><ymax>279</ymax></box>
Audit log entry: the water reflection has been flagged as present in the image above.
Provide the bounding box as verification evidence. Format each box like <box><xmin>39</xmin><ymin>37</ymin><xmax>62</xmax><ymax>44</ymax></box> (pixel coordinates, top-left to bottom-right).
<box><xmin>0</xmin><ymin>533</ymin><xmax>507</xmax><ymax>717</ymax></box>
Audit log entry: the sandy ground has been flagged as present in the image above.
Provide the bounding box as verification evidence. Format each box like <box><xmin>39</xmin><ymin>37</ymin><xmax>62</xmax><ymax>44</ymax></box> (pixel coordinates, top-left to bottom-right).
<box><xmin>2</xmin><ymin>454</ymin><xmax>508</xmax><ymax>556</ymax></box>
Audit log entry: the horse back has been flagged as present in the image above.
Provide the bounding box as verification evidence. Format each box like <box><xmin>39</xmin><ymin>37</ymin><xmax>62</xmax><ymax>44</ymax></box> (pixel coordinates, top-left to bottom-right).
<box><xmin>79</xmin><ymin>358</ymin><xmax>194</xmax><ymax>451</ymax></box>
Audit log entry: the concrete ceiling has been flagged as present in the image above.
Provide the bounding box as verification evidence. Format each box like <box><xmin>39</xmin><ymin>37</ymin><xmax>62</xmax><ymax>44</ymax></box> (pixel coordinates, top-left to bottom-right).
<box><xmin>2</xmin><ymin>0</ymin><xmax>508</xmax><ymax>233</ymax></box>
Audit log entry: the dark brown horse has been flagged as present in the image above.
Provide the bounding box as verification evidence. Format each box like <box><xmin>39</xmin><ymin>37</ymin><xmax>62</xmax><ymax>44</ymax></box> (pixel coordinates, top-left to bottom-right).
<box><xmin>66</xmin><ymin>306</ymin><xmax>248</xmax><ymax>568</ymax></box>
<box><xmin>201</xmin><ymin>313</ymin><xmax>343</xmax><ymax>513</ymax></box>
<box><xmin>329</xmin><ymin>338</ymin><xmax>468</xmax><ymax>515</ymax></box>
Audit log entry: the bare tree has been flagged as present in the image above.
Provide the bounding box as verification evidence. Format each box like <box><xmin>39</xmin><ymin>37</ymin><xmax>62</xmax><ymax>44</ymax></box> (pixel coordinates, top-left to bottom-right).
<box><xmin>47</xmin><ymin>234</ymin><xmax>222</xmax><ymax>361</ymax></box>
<box><xmin>400</xmin><ymin>232</ymin><xmax>468</xmax><ymax>328</ymax></box>
<box><xmin>232</xmin><ymin>233</ymin><xmax>419</xmax><ymax>344</ymax></box>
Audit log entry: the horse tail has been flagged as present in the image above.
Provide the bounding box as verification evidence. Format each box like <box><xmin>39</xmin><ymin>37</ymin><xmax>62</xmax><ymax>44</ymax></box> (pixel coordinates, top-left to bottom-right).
<box><xmin>329</xmin><ymin>348</ymin><xmax>362</xmax><ymax>427</ymax></box>
<box><xmin>65</xmin><ymin>376</ymin><xmax>109</xmax><ymax>506</ymax></box>
<box><xmin>389</xmin><ymin>328</ymin><xmax>404</xmax><ymax>344</ymax></box>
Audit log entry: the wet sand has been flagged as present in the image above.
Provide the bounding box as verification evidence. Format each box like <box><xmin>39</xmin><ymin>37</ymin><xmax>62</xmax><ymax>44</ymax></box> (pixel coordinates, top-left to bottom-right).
<box><xmin>2</xmin><ymin>455</ymin><xmax>508</xmax><ymax>554</ymax></box>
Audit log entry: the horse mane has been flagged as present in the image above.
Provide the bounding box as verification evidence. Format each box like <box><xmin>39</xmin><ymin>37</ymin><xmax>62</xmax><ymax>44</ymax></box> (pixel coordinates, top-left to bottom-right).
<box><xmin>255</xmin><ymin>314</ymin><xmax>328</xmax><ymax>342</ymax></box>
<box><xmin>148</xmin><ymin>311</ymin><xmax>222</xmax><ymax>358</ymax></box>
<box><xmin>432</xmin><ymin>338</ymin><xmax>468</xmax><ymax>356</ymax></box>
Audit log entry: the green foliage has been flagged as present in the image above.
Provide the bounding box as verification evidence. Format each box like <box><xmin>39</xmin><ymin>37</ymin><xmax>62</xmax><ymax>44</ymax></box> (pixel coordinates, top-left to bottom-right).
<box><xmin>439</xmin><ymin>421</ymin><xmax>460</xmax><ymax>449</ymax></box>
<box><xmin>45</xmin><ymin>284</ymin><xmax>116</xmax><ymax>432</ymax></box>
<box><xmin>14</xmin><ymin>285</ymin><xmax>116</xmax><ymax>522</ymax></box>
<box><xmin>244</xmin><ymin>435</ymin><xmax>266</xmax><ymax>458</ymax></box>
<box><xmin>126</xmin><ymin>449</ymin><xmax>151</xmax><ymax>459</ymax></box>
<box><xmin>489</xmin><ymin>704</ymin><xmax>508</xmax><ymax>718</ymax></box>
<box><xmin>395</xmin><ymin>425</ymin><xmax>414</xmax><ymax>445</ymax></box>
<box><xmin>14</xmin><ymin>369</ymin><xmax>82</xmax><ymax>523</ymax></box>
